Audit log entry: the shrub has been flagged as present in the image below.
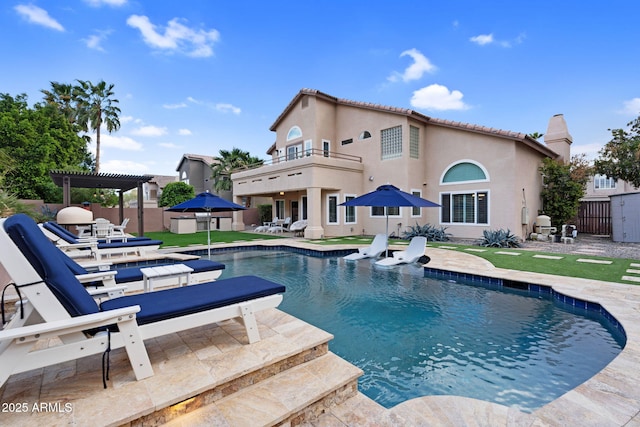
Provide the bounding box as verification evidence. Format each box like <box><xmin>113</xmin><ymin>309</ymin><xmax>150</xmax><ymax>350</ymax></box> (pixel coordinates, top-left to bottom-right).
<box><xmin>402</xmin><ymin>223</ymin><xmax>451</xmax><ymax>241</ymax></box>
<box><xmin>477</xmin><ymin>228</ymin><xmax>521</xmax><ymax>248</ymax></box>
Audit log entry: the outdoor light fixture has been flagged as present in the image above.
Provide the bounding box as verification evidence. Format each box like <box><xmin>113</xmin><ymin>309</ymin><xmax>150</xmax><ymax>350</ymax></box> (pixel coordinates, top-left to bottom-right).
<box><xmin>369</xmin><ymin>176</ymin><xmax>374</xmax><ymax>181</ymax></box>
<box><xmin>279</xmin><ymin>191</ymin><xmax>284</xmax><ymax>195</ymax></box>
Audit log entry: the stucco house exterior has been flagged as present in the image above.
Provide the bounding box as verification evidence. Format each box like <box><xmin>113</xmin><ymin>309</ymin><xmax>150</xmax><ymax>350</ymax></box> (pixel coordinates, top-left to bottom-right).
<box><xmin>231</xmin><ymin>89</ymin><xmax>570</xmax><ymax>240</ymax></box>
<box><xmin>176</xmin><ymin>153</ymin><xmax>217</xmax><ymax>195</ymax></box>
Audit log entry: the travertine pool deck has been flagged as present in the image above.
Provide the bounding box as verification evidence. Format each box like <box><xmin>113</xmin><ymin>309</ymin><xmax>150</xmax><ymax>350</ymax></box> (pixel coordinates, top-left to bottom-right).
<box><xmin>2</xmin><ymin>237</ymin><xmax>640</xmax><ymax>426</ymax></box>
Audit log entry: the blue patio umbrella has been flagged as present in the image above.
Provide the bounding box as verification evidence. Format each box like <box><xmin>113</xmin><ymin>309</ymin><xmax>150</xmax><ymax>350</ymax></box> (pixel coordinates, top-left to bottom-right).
<box><xmin>167</xmin><ymin>192</ymin><xmax>246</xmax><ymax>257</ymax></box>
<box><xmin>340</xmin><ymin>184</ymin><xmax>440</xmax><ymax>256</ymax></box>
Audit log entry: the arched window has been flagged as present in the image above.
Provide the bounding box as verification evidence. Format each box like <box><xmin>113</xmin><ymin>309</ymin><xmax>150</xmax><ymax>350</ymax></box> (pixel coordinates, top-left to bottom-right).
<box><xmin>359</xmin><ymin>131</ymin><xmax>371</xmax><ymax>140</ymax></box>
<box><xmin>439</xmin><ymin>161</ymin><xmax>489</xmax><ymax>225</ymax></box>
<box><xmin>286</xmin><ymin>126</ymin><xmax>302</xmax><ymax>141</ymax></box>
<box><xmin>441</xmin><ymin>161</ymin><xmax>488</xmax><ymax>184</ymax></box>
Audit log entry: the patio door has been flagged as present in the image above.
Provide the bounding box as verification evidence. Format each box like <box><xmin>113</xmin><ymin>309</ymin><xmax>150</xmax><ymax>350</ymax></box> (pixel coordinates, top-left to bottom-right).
<box><xmin>291</xmin><ymin>200</ymin><xmax>299</xmax><ymax>222</ymax></box>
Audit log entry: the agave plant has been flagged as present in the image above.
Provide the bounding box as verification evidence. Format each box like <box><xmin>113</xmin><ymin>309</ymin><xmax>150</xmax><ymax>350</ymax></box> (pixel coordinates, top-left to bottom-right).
<box><xmin>478</xmin><ymin>228</ymin><xmax>522</xmax><ymax>248</ymax></box>
<box><xmin>402</xmin><ymin>222</ymin><xmax>451</xmax><ymax>242</ymax></box>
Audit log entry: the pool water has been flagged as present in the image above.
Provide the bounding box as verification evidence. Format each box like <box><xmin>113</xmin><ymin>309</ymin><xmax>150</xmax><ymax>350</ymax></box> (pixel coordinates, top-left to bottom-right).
<box><xmin>213</xmin><ymin>250</ymin><xmax>625</xmax><ymax>412</ymax></box>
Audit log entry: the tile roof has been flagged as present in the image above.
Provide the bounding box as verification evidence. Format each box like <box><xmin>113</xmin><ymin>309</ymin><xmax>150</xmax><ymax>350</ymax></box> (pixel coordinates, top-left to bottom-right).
<box><xmin>270</xmin><ymin>88</ymin><xmax>558</xmax><ymax>158</ymax></box>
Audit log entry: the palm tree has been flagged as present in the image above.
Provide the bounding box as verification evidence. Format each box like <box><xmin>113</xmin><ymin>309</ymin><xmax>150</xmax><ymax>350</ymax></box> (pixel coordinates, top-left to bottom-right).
<box><xmin>41</xmin><ymin>82</ymin><xmax>76</xmax><ymax>124</ymax></box>
<box><xmin>73</xmin><ymin>80</ymin><xmax>121</xmax><ymax>173</ymax></box>
<box><xmin>211</xmin><ymin>148</ymin><xmax>263</xmax><ymax>192</ymax></box>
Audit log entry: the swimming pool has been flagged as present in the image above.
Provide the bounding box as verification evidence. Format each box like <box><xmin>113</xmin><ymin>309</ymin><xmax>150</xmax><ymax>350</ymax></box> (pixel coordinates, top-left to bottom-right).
<box><xmin>212</xmin><ymin>249</ymin><xmax>625</xmax><ymax>412</ymax></box>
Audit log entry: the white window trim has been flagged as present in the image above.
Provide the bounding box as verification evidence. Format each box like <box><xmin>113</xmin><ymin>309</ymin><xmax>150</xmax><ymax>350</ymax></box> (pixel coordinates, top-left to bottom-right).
<box><xmin>304</xmin><ymin>139</ymin><xmax>312</xmax><ymax>156</ymax></box>
<box><xmin>275</xmin><ymin>199</ymin><xmax>285</xmax><ymax>219</ymax></box>
<box><xmin>301</xmin><ymin>195</ymin><xmax>308</xmax><ymax>220</ymax></box>
<box><xmin>344</xmin><ymin>194</ymin><xmax>357</xmax><ymax>224</ymax></box>
<box><xmin>369</xmin><ymin>206</ymin><xmax>402</xmax><ymax>218</ymax></box>
<box><xmin>287</xmin><ymin>126</ymin><xmax>302</xmax><ymax>141</ymax></box>
<box><xmin>327</xmin><ymin>193</ymin><xmax>339</xmax><ymax>225</ymax></box>
<box><xmin>439</xmin><ymin>189</ymin><xmax>490</xmax><ymax>226</ymax></box>
<box><xmin>287</xmin><ymin>143</ymin><xmax>303</xmax><ymax>160</ymax></box>
<box><xmin>322</xmin><ymin>139</ymin><xmax>331</xmax><ymax>157</ymax></box>
<box><xmin>410</xmin><ymin>189</ymin><xmax>422</xmax><ymax>217</ymax></box>
<box><xmin>439</xmin><ymin>159</ymin><xmax>490</xmax><ymax>186</ymax></box>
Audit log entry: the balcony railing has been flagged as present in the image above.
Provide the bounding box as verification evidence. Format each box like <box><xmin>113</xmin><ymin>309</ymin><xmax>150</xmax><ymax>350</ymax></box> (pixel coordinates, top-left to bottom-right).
<box><xmin>231</xmin><ymin>148</ymin><xmax>362</xmax><ymax>173</ymax></box>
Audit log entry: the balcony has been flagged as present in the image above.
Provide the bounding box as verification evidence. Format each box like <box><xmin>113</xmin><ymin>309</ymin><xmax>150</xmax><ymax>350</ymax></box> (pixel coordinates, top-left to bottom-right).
<box><xmin>232</xmin><ymin>148</ymin><xmax>364</xmax><ymax>196</ymax></box>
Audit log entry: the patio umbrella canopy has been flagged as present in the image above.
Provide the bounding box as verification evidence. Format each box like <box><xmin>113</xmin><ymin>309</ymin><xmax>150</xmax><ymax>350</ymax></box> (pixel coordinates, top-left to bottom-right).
<box><xmin>167</xmin><ymin>192</ymin><xmax>246</xmax><ymax>257</ymax></box>
<box><xmin>340</xmin><ymin>184</ymin><xmax>440</xmax><ymax>255</ymax></box>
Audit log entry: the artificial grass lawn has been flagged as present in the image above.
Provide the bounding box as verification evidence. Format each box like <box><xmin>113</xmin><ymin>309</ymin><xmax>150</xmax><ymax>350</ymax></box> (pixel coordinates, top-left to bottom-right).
<box><xmin>140</xmin><ymin>230</ymin><xmax>284</xmax><ymax>247</ymax></box>
<box><xmin>305</xmin><ymin>236</ymin><xmax>638</xmax><ymax>285</ymax></box>
<box><xmin>139</xmin><ymin>232</ymin><xmax>637</xmax><ymax>285</ymax></box>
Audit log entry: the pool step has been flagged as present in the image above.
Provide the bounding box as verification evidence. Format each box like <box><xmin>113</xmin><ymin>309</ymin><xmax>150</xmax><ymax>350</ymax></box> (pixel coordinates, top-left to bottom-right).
<box><xmin>163</xmin><ymin>352</ymin><xmax>363</xmax><ymax>426</ymax></box>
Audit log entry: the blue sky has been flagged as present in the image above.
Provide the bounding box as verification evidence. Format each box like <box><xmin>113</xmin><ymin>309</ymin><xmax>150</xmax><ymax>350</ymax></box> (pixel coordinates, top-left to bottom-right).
<box><xmin>2</xmin><ymin>1</ymin><xmax>639</xmax><ymax>177</ymax></box>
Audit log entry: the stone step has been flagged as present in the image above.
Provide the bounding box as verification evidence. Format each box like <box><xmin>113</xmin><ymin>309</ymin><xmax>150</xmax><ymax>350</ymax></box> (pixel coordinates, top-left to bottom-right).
<box><xmin>164</xmin><ymin>352</ymin><xmax>363</xmax><ymax>426</ymax></box>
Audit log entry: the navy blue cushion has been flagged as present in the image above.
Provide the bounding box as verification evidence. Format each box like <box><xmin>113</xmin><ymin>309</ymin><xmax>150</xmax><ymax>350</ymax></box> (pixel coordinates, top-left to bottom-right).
<box><xmin>5</xmin><ymin>215</ymin><xmax>100</xmax><ymax>317</ymax></box>
<box><xmin>111</xmin><ymin>259</ymin><xmax>225</xmax><ymax>284</ymax></box>
<box><xmin>100</xmin><ymin>275</ymin><xmax>285</xmax><ymax>325</ymax></box>
<box><xmin>43</xmin><ymin>221</ymin><xmax>78</xmax><ymax>243</ymax></box>
<box><xmin>43</xmin><ymin>221</ymin><xmax>156</xmax><ymax>244</ymax></box>
<box><xmin>96</xmin><ymin>239</ymin><xmax>163</xmax><ymax>249</ymax></box>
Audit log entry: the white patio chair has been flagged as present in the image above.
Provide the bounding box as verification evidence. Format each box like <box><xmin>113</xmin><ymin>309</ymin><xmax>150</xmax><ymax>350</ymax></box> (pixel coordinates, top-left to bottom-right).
<box><xmin>375</xmin><ymin>236</ymin><xmax>427</xmax><ymax>267</ymax></box>
<box><xmin>343</xmin><ymin>234</ymin><xmax>388</xmax><ymax>261</ymax></box>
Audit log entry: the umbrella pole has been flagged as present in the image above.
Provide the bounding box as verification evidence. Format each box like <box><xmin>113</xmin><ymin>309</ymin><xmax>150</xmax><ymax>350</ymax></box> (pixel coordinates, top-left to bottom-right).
<box><xmin>207</xmin><ymin>211</ymin><xmax>211</xmax><ymax>258</ymax></box>
<box><xmin>385</xmin><ymin>211</ymin><xmax>389</xmax><ymax>257</ymax></box>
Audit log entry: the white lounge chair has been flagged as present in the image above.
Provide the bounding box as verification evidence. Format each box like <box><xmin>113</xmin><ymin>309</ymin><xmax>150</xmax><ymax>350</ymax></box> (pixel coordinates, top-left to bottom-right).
<box><xmin>111</xmin><ymin>218</ymin><xmax>129</xmax><ymax>237</ymax></box>
<box><xmin>375</xmin><ymin>236</ymin><xmax>427</xmax><ymax>266</ymax></box>
<box><xmin>40</xmin><ymin>221</ymin><xmax>162</xmax><ymax>260</ymax></box>
<box><xmin>0</xmin><ymin>214</ymin><xmax>285</xmax><ymax>388</ymax></box>
<box><xmin>289</xmin><ymin>220</ymin><xmax>308</xmax><ymax>237</ymax></box>
<box><xmin>343</xmin><ymin>234</ymin><xmax>388</xmax><ymax>261</ymax></box>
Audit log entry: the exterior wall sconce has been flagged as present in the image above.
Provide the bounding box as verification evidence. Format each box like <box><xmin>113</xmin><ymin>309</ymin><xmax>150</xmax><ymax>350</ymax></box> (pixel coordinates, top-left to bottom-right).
<box><xmin>369</xmin><ymin>176</ymin><xmax>374</xmax><ymax>181</ymax></box>
<box><xmin>279</xmin><ymin>191</ymin><xmax>285</xmax><ymax>195</ymax></box>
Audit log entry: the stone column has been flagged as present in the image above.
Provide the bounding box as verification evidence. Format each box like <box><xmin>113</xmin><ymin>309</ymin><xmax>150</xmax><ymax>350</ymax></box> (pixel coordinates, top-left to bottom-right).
<box><xmin>304</xmin><ymin>187</ymin><xmax>325</xmax><ymax>239</ymax></box>
<box><xmin>232</xmin><ymin>196</ymin><xmax>246</xmax><ymax>231</ymax></box>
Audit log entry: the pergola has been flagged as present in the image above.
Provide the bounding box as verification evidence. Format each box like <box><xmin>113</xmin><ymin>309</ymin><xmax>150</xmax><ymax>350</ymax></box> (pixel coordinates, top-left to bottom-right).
<box><xmin>49</xmin><ymin>170</ymin><xmax>154</xmax><ymax>236</ymax></box>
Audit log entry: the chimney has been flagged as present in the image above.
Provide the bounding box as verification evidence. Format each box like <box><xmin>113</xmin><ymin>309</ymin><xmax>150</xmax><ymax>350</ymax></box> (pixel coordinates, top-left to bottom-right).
<box><xmin>544</xmin><ymin>114</ymin><xmax>572</xmax><ymax>163</ymax></box>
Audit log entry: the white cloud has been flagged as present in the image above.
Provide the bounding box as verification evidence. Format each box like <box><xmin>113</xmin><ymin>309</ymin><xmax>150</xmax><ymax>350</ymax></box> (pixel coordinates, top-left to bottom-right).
<box><xmin>130</xmin><ymin>125</ymin><xmax>168</xmax><ymax>137</ymax></box>
<box><xmin>187</xmin><ymin>96</ymin><xmax>203</xmax><ymax>104</ymax></box>
<box><xmin>83</xmin><ymin>30</ymin><xmax>112</xmax><ymax>52</ymax></box>
<box><xmin>470</xmin><ymin>34</ymin><xmax>494</xmax><ymax>46</ymax></box>
<box><xmin>100</xmin><ymin>159</ymin><xmax>150</xmax><ymax>175</ymax></box>
<box><xmin>178</xmin><ymin>129</ymin><xmax>192</xmax><ymax>135</ymax></box>
<box><xmin>84</xmin><ymin>0</ymin><xmax>128</xmax><ymax>6</ymax></box>
<box><xmin>388</xmin><ymin>48</ymin><xmax>436</xmax><ymax>83</ymax></box>
<box><xmin>160</xmin><ymin>142</ymin><xmax>180</xmax><ymax>148</ymax></box>
<box><xmin>216</xmin><ymin>103</ymin><xmax>241</xmax><ymax>114</ymax></box>
<box><xmin>126</xmin><ymin>15</ymin><xmax>220</xmax><ymax>57</ymax></box>
<box><xmin>470</xmin><ymin>33</ymin><xmax>523</xmax><ymax>48</ymax></box>
<box><xmin>163</xmin><ymin>102</ymin><xmax>187</xmax><ymax>109</ymax></box>
<box><xmin>621</xmin><ymin>98</ymin><xmax>640</xmax><ymax>116</ymax></box>
<box><xmin>410</xmin><ymin>84</ymin><xmax>470</xmax><ymax>111</ymax></box>
<box><xmin>100</xmin><ymin>133</ymin><xmax>143</xmax><ymax>150</ymax></box>
<box><xmin>119</xmin><ymin>115</ymin><xmax>134</xmax><ymax>124</ymax></box>
<box><xmin>14</xmin><ymin>4</ymin><xmax>64</xmax><ymax>32</ymax></box>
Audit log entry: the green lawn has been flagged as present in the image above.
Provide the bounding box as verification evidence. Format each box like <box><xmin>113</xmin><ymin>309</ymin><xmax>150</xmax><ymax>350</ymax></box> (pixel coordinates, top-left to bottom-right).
<box><xmin>140</xmin><ymin>232</ymin><xmax>639</xmax><ymax>285</ymax></box>
<box><xmin>140</xmin><ymin>230</ymin><xmax>285</xmax><ymax>247</ymax></box>
<box><xmin>305</xmin><ymin>236</ymin><xmax>639</xmax><ymax>285</ymax></box>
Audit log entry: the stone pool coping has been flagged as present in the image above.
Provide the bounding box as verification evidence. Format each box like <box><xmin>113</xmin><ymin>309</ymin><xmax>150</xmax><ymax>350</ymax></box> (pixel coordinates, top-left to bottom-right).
<box><xmin>159</xmin><ymin>240</ymin><xmax>640</xmax><ymax>425</ymax></box>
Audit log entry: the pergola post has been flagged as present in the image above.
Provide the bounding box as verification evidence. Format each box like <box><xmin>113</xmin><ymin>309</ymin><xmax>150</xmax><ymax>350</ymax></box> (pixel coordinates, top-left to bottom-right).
<box><xmin>137</xmin><ymin>181</ymin><xmax>144</xmax><ymax>236</ymax></box>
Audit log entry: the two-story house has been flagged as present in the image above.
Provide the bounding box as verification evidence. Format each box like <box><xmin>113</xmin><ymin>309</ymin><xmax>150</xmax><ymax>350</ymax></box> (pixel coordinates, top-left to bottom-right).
<box><xmin>231</xmin><ymin>89</ymin><xmax>569</xmax><ymax>240</ymax></box>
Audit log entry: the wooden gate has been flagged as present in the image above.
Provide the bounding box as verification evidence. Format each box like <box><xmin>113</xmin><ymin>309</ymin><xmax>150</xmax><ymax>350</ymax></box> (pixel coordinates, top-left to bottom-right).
<box><xmin>574</xmin><ymin>201</ymin><xmax>611</xmax><ymax>235</ymax></box>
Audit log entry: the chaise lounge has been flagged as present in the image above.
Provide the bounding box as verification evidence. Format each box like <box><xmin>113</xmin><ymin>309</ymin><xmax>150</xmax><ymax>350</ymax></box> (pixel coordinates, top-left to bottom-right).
<box><xmin>343</xmin><ymin>233</ymin><xmax>388</xmax><ymax>261</ymax></box>
<box><xmin>61</xmin><ymin>251</ymin><xmax>226</xmax><ymax>294</ymax></box>
<box><xmin>41</xmin><ymin>221</ymin><xmax>163</xmax><ymax>260</ymax></box>
<box><xmin>0</xmin><ymin>214</ymin><xmax>286</xmax><ymax>387</ymax></box>
<box><xmin>375</xmin><ymin>236</ymin><xmax>427</xmax><ymax>267</ymax></box>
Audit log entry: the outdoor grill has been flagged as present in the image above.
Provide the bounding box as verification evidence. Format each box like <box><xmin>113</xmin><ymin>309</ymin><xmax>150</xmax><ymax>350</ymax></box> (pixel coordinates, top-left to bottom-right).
<box><xmin>195</xmin><ymin>212</ymin><xmax>210</xmax><ymax>231</ymax></box>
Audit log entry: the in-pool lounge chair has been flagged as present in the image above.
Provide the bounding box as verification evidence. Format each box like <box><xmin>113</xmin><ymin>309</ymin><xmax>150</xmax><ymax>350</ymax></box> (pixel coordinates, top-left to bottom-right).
<box><xmin>375</xmin><ymin>236</ymin><xmax>427</xmax><ymax>267</ymax></box>
<box><xmin>343</xmin><ymin>233</ymin><xmax>388</xmax><ymax>261</ymax></box>
<box><xmin>41</xmin><ymin>221</ymin><xmax>162</xmax><ymax>260</ymax></box>
<box><xmin>0</xmin><ymin>214</ymin><xmax>285</xmax><ymax>387</ymax></box>
<box><xmin>61</xmin><ymin>251</ymin><xmax>226</xmax><ymax>294</ymax></box>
